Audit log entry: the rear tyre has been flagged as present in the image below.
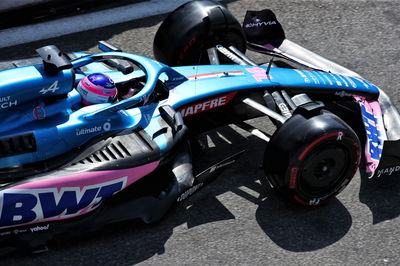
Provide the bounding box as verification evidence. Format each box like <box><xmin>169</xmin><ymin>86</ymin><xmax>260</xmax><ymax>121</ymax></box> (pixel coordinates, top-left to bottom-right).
<box><xmin>263</xmin><ymin>111</ymin><xmax>361</xmax><ymax>206</ymax></box>
<box><xmin>153</xmin><ymin>0</ymin><xmax>246</xmax><ymax>66</ymax></box>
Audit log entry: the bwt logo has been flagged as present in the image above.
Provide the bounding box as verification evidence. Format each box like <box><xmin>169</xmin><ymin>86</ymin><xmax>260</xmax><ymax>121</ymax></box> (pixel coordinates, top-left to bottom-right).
<box><xmin>360</xmin><ymin>104</ymin><xmax>383</xmax><ymax>161</ymax></box>
<box><xmin>0</xmin><ymin>177</ymin><xmax>127</xmax><ymax>228</ymax></box>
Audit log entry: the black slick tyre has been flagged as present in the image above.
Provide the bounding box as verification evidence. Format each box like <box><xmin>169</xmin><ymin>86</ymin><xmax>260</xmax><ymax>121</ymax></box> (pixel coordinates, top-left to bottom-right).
<box><xmin>263</xmin><ymin>111</ymin><xmax>361</xmax><ymax>206</ymax></box>
<box><xmin>153</xmin><ymin>0</ymin><xmax>246</xmax><ymax>66</ymax></box>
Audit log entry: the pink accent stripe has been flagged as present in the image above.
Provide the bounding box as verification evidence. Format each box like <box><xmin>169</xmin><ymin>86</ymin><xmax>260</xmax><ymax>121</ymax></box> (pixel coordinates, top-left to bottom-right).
<box><xmin>13</xmin><ymin>161</ymin><xmax>160</xmax><ymax>190</ymax></box>
<box><xmin>187</xmin><ymin>71</ymin><xmax>244</xmax><ymax>80</ymax></box>
<box><xmin>289</xmin><ymin>168</ymin><xmax>298</xmax><ymax>189</ymax></box>
<box><xmin>298</xmin><ymin>132</ymin><xmax>339</xmax><ymax>161</ymax></box>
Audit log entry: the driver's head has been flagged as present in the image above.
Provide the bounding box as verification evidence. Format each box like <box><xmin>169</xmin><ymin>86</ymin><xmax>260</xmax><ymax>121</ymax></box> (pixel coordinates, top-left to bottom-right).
<box><xmin>77</xmin><ymin>73</ymin><xmax>117</xmax><ymax>105</ymax></box>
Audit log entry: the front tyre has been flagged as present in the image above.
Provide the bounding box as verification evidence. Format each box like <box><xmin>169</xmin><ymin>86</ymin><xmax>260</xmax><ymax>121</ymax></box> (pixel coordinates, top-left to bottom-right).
<box><xmin>153</xmin><ymin>0</ymin><xmax>246</xmax><ymax>66</ymax></box>
<box><xmin>263</xmin><ymin>111</ymin><xmax>361</xmax><ymax>206</ymax></box>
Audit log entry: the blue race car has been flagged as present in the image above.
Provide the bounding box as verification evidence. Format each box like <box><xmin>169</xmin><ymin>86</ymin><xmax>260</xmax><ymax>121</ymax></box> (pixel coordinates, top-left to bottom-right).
<box><xmin>0</xmin><ymin>42</ymin><xmax>246</xmax><ymax>253</ymax></box>
<box><xmin>1</xmin><ymin>0</ymin><xmax>400</xmax><ymax>254</ymax></box>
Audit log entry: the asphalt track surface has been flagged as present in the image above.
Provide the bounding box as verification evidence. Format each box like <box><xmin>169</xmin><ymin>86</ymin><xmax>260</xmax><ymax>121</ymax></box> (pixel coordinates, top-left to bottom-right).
<box><xmin>1</xmin><ymin>0</ymin><xmax>400</xmax><ymax>265</ymax></box>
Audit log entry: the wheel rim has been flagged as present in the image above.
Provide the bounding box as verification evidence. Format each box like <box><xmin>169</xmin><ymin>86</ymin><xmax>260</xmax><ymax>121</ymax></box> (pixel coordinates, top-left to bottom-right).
<box><xmin>297</xmin><ymin>142</ymin><xmax>352</xmax><ymax>197</ymax></box>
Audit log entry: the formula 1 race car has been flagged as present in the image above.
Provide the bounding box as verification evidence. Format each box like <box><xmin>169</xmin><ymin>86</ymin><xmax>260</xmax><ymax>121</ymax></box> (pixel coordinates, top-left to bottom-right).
<box><xmin>1</xmin><ymin>0</ymin><xmax>400</xmax><ymax>254</ymax></box>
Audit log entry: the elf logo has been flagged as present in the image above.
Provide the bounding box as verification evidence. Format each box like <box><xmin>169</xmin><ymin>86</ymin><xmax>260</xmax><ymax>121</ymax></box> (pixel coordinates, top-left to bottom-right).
<box><xmin>0</xmin><ymin>177</ymin><xmax>127</xmax><ymax>228</ymax></box>
<box><xmin>178</xmin><ymin>92</ymin><xmax>236</xmax><ymax>118</ymax></box>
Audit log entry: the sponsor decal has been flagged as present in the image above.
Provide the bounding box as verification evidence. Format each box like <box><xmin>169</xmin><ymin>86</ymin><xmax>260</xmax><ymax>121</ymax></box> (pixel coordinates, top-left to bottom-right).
<box><xmin>319</xmin><ymin>72</ymin><xmax>334</xmax><ymax>86</ymax></box>
<box><xmin>40</xmin><ymin>81</ymin><xmax>60</xmax><ymax>94</ymax></box>
<box><xmin>103</xmin><ymin>122</ymin><xmax>111</xmax><ymax>131</ymax></box>
<box><xmin>33</xmin><ymin>106</ymin><xmax>46</xmax><ymax>120</ymax></box>
<box><xmin>178</xmin><ymin>92</ymin><xmax>236</xmax><ymax>118</ymax></box>
<box><xmin>187</xmin><ymin>71</ymin><xmax>244</xmax><ymax>80</ymax></box>
<box><xmin>354</xmin><ymin>77</ymin><xmax>370</xmax><ymax>89</ymax></box>
<box><xmin>309</xmin><ymin>198</ymin><xmax>321</xmax><ymax>205</ymax></box>
<box><xmin>244</xmin><ymin>20</ymin><xmax>277</xmax><ymax>28</ymax></box>
<box><xmin>0</xmin><ymin>177</ymin><xmax>126</xmax><ymax>228</ymax></box>
<box><xmin>171</xmin><ymin>76</ymin><xmax>186</xmax><ymax>82</ymax></box>
<box><xmin>30</xmin><ymin>224</ymin><xmax>49</xmax><ymax>233</ymax></box>
<box><xmin>306</xmin><ymin>71</ymin><xmax>320</xmax><ymax>85</ymax></box>
<box><xmin>293</xmin><ymin>69</ymin><xmax>310</xmax><ymax>83</ymax></box>
<box><xmin>360</xmin><ymin>103</ymin><xmax>384</xmax><ymax>162</ymax></box>
<box><xmin>343</xmin><ymin>75</ymin><xmax>357</xmax><ymax>88</ymax></box>
<box><xmin>209</xmin><ymin>160</ymin><xmax>236</xmax><ymax>173</ymax></box>
<box><xmin>0</xmin><ymin>96</ymin><xmax>17</xmax><ymax>109</ymax></box>
<box><xmin>337</xmin><ymin>75</ymin><xmax>349</xmax><ymax>87</ymax></box>
<box><xmin>313</xmin><ymin>71</ymin><xmax>327</xmax><ymax>85</ymax></box>
<box><xmin>246</xmin><ymin>67</ymin><xmax>271</xmax><ymax>82</ymax></box>
<box><xmin>177</xmin><ymin>183</ymin><xmax>203</xmax><ymax>202</ymax></box>
<box><xmin>335</xmin><ymin>91</ymin><xmax>353</xmax><ymax>97</ymax></box>
<box><xmin>76</xmin><ymin>126</ymin><xmax>102</xmax><ymax>136</ymax></box>
<box><xmin>377</xmin><ymin>166</ymin><xmax>400</xmax><ymax>177</ymax></box>
<box><xmin>354</xmin><ymin>97</ymin><xmax>386</xmax><ymax>174</ymax></box>
<box><xmin>76</xmin><ymin>122</ymin><xmax>111</xmax><ymax>136</ymax></box>
<box><xmin>278</xmin><ymin>102</ymin><xmax>291</xmax><ymax>118</ymax></box>
<box><xmin>177</xmin><ymin>37</ymin><xmax>197</xmax><ymax>65</ymax></box>
<box><xmin>337</xmin><ymin>132</ymin><xmax>344</xmax><ymax>141</ymax></box>
<box><xmin>326</xmin><ymin>73</ymin><xmax>342</xmax><ymax>86</ymax></box>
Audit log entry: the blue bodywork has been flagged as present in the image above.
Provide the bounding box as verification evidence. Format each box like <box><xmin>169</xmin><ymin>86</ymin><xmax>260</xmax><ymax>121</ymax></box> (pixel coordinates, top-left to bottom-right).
<box><xmin>0</xmin><ymin>51</ymin><xmax>379</xmax><ymax>169</ymax></box>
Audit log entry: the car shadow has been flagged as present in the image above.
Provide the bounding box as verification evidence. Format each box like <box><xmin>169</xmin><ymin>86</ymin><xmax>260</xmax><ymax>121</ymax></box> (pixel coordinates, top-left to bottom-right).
<box><xmin>255</xmin><ymin>198</ymin><xmax>352</xmax><ymax>252</ymax></box>
<box><xmin>359</xmin><ymin>170</ymin><xmax>400</xmax><ymax>224</ymax></box>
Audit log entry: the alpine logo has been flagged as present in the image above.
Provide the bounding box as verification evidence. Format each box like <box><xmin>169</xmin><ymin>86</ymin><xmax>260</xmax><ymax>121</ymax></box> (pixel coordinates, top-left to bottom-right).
<box><xmin>178</xmin><ymin>92</ymin><xmax>236</xmax><ymax>118</ymax></box>
<box><xmin>40</xmin><ymin>81</ymin><xmax>60</xmax><ymax>94</ymax></box>
<box><xmin>245</xmin><ymin>21</ymin><xmax>277</xmax><ymax>28</ymax></box>
<box><xmin>0</xmin><ymin>177</ymin><xmax>127</xmax><ymax>228</ymax></box>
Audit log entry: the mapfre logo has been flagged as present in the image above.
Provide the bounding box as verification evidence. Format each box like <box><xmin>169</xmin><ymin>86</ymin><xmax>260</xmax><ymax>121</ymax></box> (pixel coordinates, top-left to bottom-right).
<box><xmin>178</xmin><ymin>92</ymin><xmax>236</xmax><ymax>118</ymax></box>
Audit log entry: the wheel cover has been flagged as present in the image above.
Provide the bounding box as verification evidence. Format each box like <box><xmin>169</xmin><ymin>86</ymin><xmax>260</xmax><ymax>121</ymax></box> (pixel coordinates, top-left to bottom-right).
<box><xmin>297</xmin><ymin>142</ymin><xmax>353</xmax><ymax>198</ymax></box>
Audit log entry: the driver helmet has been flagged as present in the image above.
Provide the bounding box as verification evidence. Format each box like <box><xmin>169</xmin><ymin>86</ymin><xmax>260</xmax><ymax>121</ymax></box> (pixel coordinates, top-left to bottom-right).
<box><xmin>76</xmin><ymin>73</ymin><xmax>117</xmax><ymax>105</ymax></box>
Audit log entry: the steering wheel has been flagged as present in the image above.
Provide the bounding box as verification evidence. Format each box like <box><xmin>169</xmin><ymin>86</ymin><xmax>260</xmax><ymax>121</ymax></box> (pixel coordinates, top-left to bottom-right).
<box><xmin>71</xmin><ymin>52</ymin><xmax>171</xmax><ymax>118</ymax></box>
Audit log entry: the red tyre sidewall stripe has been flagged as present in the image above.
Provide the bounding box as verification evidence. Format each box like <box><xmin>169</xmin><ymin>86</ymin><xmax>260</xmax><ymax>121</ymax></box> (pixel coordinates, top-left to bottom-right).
<box><xmin>289</xmin><ymin>167</ymin><xmax>298</xmax><ymax>189</ymax></box>
<box><xmin>298</xmin><ymin>132</ymin><xmax>341</xmax><ymax>161</ymax></box>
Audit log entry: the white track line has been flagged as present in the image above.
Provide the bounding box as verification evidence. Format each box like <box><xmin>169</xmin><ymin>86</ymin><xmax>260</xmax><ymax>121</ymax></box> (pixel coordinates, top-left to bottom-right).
<box><xmin>0</xmin><ymin>0</ymin><xmax>221</xmax><ymax>48</ymax></box>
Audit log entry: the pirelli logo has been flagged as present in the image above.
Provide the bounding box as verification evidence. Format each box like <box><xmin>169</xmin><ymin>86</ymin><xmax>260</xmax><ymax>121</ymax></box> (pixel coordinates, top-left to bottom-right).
<box><xmin>178</xmin><ymin>92</ymin><xmax>237</xmax><ymax>118</ymax></box>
